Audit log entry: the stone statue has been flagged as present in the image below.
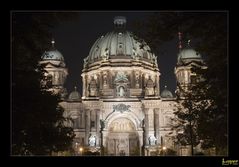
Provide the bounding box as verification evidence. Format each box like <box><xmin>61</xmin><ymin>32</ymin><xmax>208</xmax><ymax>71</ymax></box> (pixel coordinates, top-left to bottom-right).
<box><xmin>119</xmin><ymin>86</ymin><xmax>125</xmax><ymax>97</ymax></box>
<box><xmin>132</xmin><ymin>48</ymin><xmax>136</xmax><ymax>59</ymax></box>
<box><xmin>89</xmin><ymin>78</ymin><xmax>97</xmax><ymax>96</ymax></box>
<box><xmin>55</xmin><ymin>72</ymin><xmax>59</xmax><ymax>80</ymax></box>
<box><xmin>113</xmin><ymin>104</ymin><xmax>131</xmax><ymax>113</ymax></box>
<box><xmin>145</xmin><ymin>77</ymin><xmax>155</xmax><ymax>96</ymax></box>
<box><xmin>132</xmin><ymin>48</ymin><xmax>140</xmax><ymax>61</ymax></box>
<box><xmin>89</xmin><ymin>134</ymin><xmax>96</xmax><ymax>146</ymax></box>
<box><xmin>149</xmin><ymin>135</ymin><xmax>157</xmax><ymax>145</ymax></box>
<box><xmin>151</xmin><ymin>54</ymin><xmax>158</xmax><ymax>67</ymax></box>
<box><xmin>135</xmin><ymin>76</ymin><xmax>139</xmax><ymax>88</ymax></box>
<box><xmin>141</xmin><ymin>119</ymin><xmax>145</xmax><ymax>128</ymax></box>
<box><xmin>103</xmin><ymin>73</ymin><xmax>107</xmax><ymax>85</ymax></box>
<box><xmin>83</xmin><ymin>57</ymin><xmax>88</xmax><ymax>68</ymax></box>
<box><xmin>100</xmin><ymin>119</ymin><xmax>105</xmax><ymax>129</ymax></box>
<box><xmin>102</xmin><ymin>48</ymin><xmax>109</xmax><ymax>61</ymax></box>
<box><xmin>114</xmin><ymin>71</ymin><xmax>128</xmax><ymax>82</ymax></box>
<box><xmin>154</xmin><ymin>56</ymin><xmax>158</xmax><ymax>67</ymax></box>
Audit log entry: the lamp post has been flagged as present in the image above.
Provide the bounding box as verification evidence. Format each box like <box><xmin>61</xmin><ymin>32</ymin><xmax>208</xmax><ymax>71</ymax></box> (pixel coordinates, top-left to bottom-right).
<box><xmin>75</xmin><ymin>142</ymin><xmax>79</xmax><ymax>156</ymax></box>
<box><xmin>79</xmin><ymin>147</ymin><xmax>83</xmax><ymax>156</ymax></box>
<box><xmin>162</xmin><ymin>146</ymin><xmax>167</xmax><ymax>156</ymax></box>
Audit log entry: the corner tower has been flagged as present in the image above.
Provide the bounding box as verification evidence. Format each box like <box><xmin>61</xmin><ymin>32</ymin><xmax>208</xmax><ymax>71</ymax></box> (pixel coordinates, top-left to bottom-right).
<box><xmin>39</xmin><ymin>39</ymin><xmax>68</xmax><ymax>98</ymax></box>
<box><xmin>174</xmin><ymin>33</ymin><xmax>205</xmax><ymax>96</ymax></box>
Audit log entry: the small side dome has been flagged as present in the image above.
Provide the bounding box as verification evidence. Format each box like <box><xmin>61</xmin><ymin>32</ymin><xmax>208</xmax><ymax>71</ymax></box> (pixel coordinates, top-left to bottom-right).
<box><xmin>178</xmin><ymin>48</ymin><xmax>201</xmax><ymax>62</ymax></box>
<box><xmin>161</xmin><ymin>86</ymin><xmax>173</xmax><ymax>98</ymax></box>
<box><xmin>177</xmin><ymin>40</ymin><xmax>202</xmax><ymax>65</ymax></box>
<box><xmin>41</xmin><ymin>50</ymin><xmax>64</xmax><ymax>61</ymax></box>
<box><xmin>41</xmin><ymin>39</ymin><xmax>64</xmax><ymax>61</ymax></box>
<box><xmin>68</xmin><ymin>86</ymin><xmax>81</xmax><ymax>101</ymax></box>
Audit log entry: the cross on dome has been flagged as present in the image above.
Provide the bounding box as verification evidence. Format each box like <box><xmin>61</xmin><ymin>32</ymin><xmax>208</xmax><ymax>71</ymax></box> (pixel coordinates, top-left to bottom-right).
<box><xmin>187</xmin><ymin>39</ymin><xmax>191</xmax><ymax>47</ymax></box>
<box><xmin>51</xmin><ymin>38</ymin><xmax>55</xmax><ymax>48</ymax></box>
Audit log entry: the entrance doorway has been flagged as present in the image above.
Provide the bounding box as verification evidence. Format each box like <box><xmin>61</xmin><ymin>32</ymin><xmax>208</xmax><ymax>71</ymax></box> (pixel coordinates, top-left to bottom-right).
<box><xmin>106</xmin><ymin>118</ymin><xmax>139</xmax><ymax>156</ymax></box>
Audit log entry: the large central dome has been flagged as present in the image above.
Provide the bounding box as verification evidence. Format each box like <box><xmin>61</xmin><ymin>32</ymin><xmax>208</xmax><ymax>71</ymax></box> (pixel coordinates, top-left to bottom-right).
<box><xmin>84</xmin><ymin>16</ymin><xmax>157</xmax><ymax>67</ymax></box>
<box><xmin>81</xmin><ymin>16</ymin><xmax>160</xmax><ymax>100</ymax></box>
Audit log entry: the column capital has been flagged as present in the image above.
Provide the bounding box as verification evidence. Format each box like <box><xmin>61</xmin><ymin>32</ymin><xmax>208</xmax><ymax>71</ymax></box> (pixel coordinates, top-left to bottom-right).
<box><xmin>144</xmin><ymin>108</ymin><xmax>150</xmax><ymax>114</ymax></box>
<box><xmin>85</xmin><ymin>109</ymin><xmax>91</xmax><ymax>114</ymax></box>
<box><xmin>153</xmin><ymin>108</ymin><xmax>160</xmax><ymax>114</ymax></box>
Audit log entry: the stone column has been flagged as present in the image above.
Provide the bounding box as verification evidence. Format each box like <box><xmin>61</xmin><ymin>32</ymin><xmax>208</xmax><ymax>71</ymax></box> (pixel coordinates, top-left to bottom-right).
<box><xmin>85</xmin><ymin>110</ymin><xmax>90</xmax><ymax>145</ymax></box>
<box><xmin>154</xmin><ymin>108</ymin><xmax>160</xmax><ymax>144</ymax></box>
<box><xmin>101</xmin><ymin>131</ymin><xmax>108</xmax><ymax>155</ymax></box>
<box><xmin>185</xmin><ymin>70</ymin><xmax>188</xmax><ymax>84</ymax></box>
<box><xmin>142</xmin><ymin>73</ymin><xmax>146</xmax><ymax>87</ymax></box>
<box><xmin>135</xmin><ymin>71</ymin><xmax>140</xmax><ymax>89</ymax></box>
<box><xmin>103</xmin><ymin>71</ymin><xmax>108</xmax><ymax>89</ymax></box>
<box><xmin>138</xmin><ymin>130</ymin><xmax>144</xmax><ymax>156</ymax></box>
<box><xmin>84</xmin><ymin>75</ymin><xmax>89</xmax><ymax>97</ymax></box>
<box><xmin>96</xmin><ymin>109</ymin><xmax>100</xmax><ymax>146</ymax></box>
<box><xmin>148</xmin><ymin>108</ymin><xmax>154</xmax><ymax>131</ymax></box>
<box><xmin>90</xmin><ymin>110</ymin><xmax>96</xmax><ymax>132</ymax></box>
<box><xmin>155</xmin><ymin>74</ymin><xmax>160</xmax><ymax>96</ymax></box>
<box><xmin>99</xmin><ymin>72</ymin><xmax>103</xmax><ymax>90</ymax></box>
<box><xmin>144</xmin><ymin>148</ymin><xmax>150</xmax><ymax>156</ymax></box>
<box><xmin>144</xmin><ymin>108</ymin><xmax>149</xmax><ymax>145</ymax></box>
<box><xmin>82</xmin><ymin>74</ymin><xmax>86</xmax><ymax>97</ymax></box>
<box><xmin>131</xmin><ymin>71</ymin><xmax>134</xmax><ymax>88</ymax></box>
<box><xmin>86</xmin><ymin>75</ymin><xmax>89</xmax><ymax>97</ymax></box>
<box><xmin>109</xmin><ymin>71</ymin><xmax>112</xmax><ymax>89</ymax></box>
<box><xmin>114</xmin><ymin>139</ymin><xmax>117</xmax><ymax>155</ymax></box>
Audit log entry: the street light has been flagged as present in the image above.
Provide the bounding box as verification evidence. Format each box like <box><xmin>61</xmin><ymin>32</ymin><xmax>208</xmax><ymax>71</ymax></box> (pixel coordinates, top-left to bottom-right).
<box><xmin>75</xmin><ymin>142</ymin><xmax>79</xmax><ymax>155</ymax></box>
<box><xmin>162</xmin><ymin>146</ymin><xmax>167</xmax><ymax>156</ymax></box>
<box><xmin>79</xmin><ymin>147</ymin><xmax>83</xmax><ymax>156</ymax></box>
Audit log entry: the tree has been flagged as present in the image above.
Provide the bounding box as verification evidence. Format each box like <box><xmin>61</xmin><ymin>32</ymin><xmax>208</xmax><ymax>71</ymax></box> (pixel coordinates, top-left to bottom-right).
<box><xmin>172</xmin><ymin>83</ymin><xmax>201</xmax><ymax>156</ymax></box>
<box><xmin>11</xmin><ymin>12</ymin><xmax>78</xmax><ymax>155</ymax></box>
<box><xmin>133</xmin><ymin>12</ymin><xmax>228</xmax><ymax>155</ymax></box>
<box><xmin>192</xmin><ymin>62</ymin><xmax>227</xmax><ymax>155</ymax></box>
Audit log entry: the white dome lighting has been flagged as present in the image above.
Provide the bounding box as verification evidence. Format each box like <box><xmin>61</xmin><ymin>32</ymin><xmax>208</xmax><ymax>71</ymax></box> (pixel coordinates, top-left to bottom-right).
<box><xmin>177</xmin><ymin>39</ymin><xmax>202</xmax><ymax>65</ymax></box>
<box><xmin>41</xmin><ymin>39</ymin><xmax>64</xmax><ymax>61</ymax></box>
<box><xmin>68</xmin><ymin>87</ymin><xmax>81</xmax><ymax>101</ymax></box>
<box><xmin>41</xmin><ymin>50</ymin><xmax>64</xmax><ymax>61</ymax></box>
<box><xmin>84</xmin><ymin>16</ymin><xmax>157</xmax><ymax>67</ymax></box>
<box><xmin>178</xmin><ymin>48</ymin><xmax>201</xmax><ymax>62</ymax></box>
<box><xmin>161</xmin><ymin>86</ymin><xmax>173</xmax><ymax>98</ymax></box>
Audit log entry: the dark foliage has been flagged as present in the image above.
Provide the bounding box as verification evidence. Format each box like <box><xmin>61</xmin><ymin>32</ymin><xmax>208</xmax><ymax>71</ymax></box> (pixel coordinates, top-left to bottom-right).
<box><xmin>12</xmin><ymin>12</ymin><xmax>78</xmax><ymax>155</ymax></box>
<box><xmin>134</xmin><ymin>12</ymin><xmax>228</xmax><ymax>155</ymax></box>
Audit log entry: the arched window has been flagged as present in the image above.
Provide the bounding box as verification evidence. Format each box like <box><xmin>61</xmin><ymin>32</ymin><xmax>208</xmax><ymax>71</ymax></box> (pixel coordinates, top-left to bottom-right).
<box><xmin>46</xmin><ymin>74</ymin><xmax>53</xmax><ymax>88</ymax></box>
<box><xmin>190</xmin><ymin>75</ymin><xmax>197</xmax><ymax>84</ymax></box>
<box><xmin>119</xmin><ymin>86</ymin><xmax>125</xmax><ymax>97</ymax></box>
<box><xmin>79</xmin><ymin>113</ymin><xmax>83</xmax><ymax>128</ymax></box>
<box><xmin>73</xmin><ymin>118</ymin><xmax>79</xmax><ymax>129</ymax></box>
<box><xmin>118</xmin><ymin>43</ymin><xmax>123</xmax><ymax>55</ymax></box>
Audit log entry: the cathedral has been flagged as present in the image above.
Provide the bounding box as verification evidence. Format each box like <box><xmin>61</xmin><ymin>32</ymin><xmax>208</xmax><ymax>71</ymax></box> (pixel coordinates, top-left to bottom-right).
<box><xmin>39</xmin><ymin>16</ymin><xmax>205</xmax><ymax>156</ymax></box>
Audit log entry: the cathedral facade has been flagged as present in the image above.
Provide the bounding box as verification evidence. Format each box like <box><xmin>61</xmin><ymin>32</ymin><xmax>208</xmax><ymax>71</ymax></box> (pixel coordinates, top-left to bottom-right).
<box><xmin>40</xmin><ymin>16</ymin><xmax>205</xmax><ymax>156</ymax></box>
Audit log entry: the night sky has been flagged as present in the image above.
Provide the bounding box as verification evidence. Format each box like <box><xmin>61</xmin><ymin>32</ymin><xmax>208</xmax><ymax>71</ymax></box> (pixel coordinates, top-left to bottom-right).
<box><xmin>52</xmin><ymin>12</ymin><xmax>178</xmax><ymax>95</ymax></box>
